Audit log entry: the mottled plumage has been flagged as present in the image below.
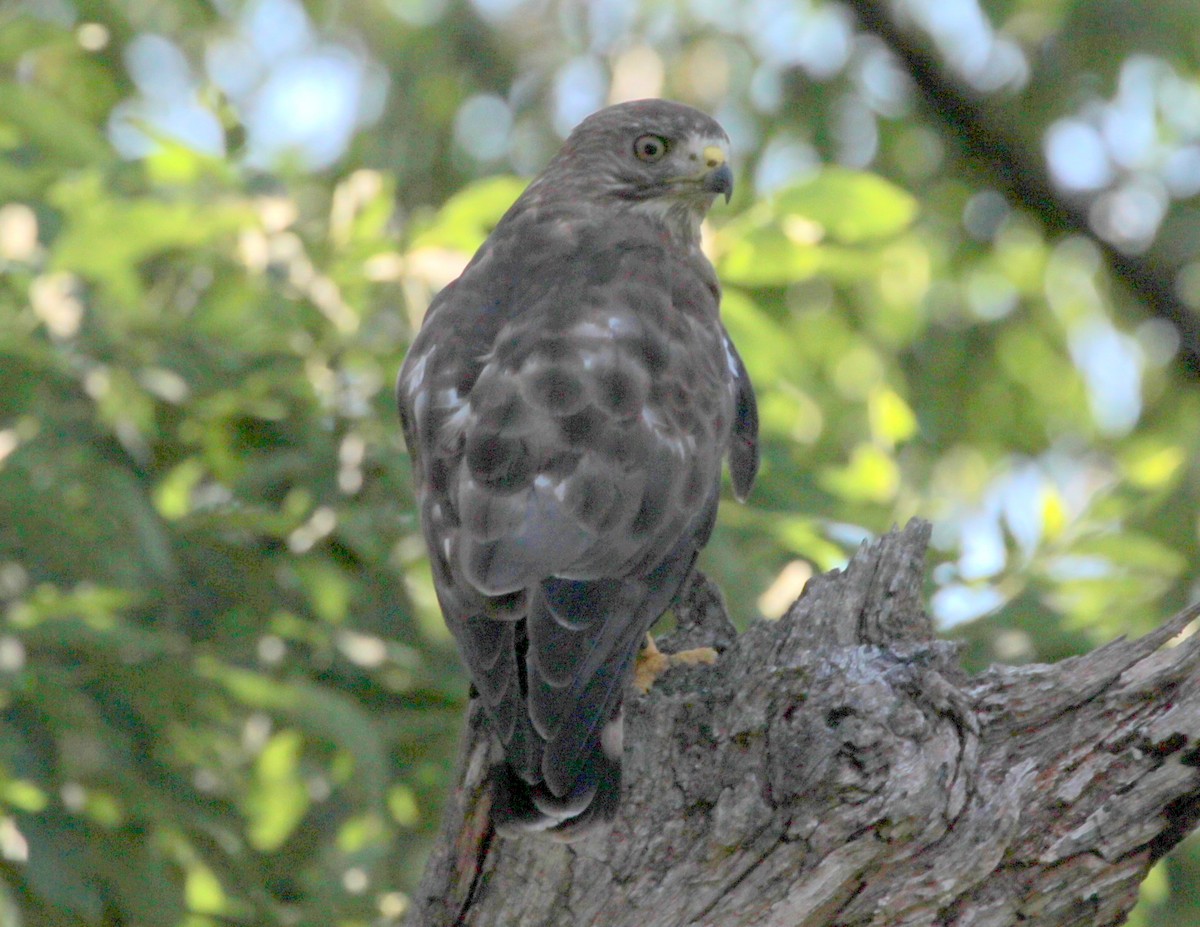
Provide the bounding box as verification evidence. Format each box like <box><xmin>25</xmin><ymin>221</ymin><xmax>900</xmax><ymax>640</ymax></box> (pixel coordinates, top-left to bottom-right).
<box><xmin>397</xmin><ymin>99</ymin><xmax>758</xmax><ymax>838</ymax></box>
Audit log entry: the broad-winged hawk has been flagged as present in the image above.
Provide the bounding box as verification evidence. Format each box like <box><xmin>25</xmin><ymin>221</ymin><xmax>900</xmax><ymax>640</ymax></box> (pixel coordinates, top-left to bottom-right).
<box><xmin>397</xmin><ymin>99</ymin><xmax>758</xmax><ymax>839</ymax></box>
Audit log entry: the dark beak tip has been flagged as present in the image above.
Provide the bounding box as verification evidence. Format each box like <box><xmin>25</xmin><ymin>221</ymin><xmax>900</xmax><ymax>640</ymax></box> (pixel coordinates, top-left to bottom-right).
<box><xmin>704</xmin><ymin>163</ymin><xmax>735</xmax><ymax>205</ymax></box>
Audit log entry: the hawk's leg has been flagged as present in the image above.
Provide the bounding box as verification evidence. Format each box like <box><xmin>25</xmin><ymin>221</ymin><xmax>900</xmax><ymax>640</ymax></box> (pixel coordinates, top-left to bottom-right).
<box><xmin>632</xmin><ymin>633</ymin><xmax>718</xmax><ymax>693</ymax></box>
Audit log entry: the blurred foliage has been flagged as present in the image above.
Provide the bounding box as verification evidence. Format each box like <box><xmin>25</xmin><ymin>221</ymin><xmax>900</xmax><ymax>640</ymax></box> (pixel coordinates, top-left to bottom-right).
<box><xmin>0</xmin><ymin>0</ymin><xmax>1199</xmax><ymax>924</ymax></box>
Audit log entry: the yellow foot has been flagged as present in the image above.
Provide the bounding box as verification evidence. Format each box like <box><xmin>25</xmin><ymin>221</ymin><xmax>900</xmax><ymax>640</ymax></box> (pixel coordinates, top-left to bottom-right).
<box><xmin>633</xmin><ymin>634</ymin><xmax>718</xmax><ymax>693</ymax></box>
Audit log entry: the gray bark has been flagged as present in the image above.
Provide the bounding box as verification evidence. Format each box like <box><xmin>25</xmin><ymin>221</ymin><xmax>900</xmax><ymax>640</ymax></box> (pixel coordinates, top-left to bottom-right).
<box><xmin>405</xmin><ymin>520</ymin><xmax>1200</xmax><ymax>927</ymax></box>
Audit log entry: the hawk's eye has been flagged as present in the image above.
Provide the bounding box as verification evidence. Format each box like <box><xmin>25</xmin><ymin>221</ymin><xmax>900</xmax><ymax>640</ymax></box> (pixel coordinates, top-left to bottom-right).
<box><xmin>633</xmin><ymin>134</ymin><xmax>668</xmax><ymax>162</ymax></box>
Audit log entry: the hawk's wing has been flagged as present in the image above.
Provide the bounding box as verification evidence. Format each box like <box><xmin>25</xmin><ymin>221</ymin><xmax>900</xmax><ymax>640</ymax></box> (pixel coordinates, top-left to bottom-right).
<box><xmin>724</xmin><ymin>331</ymin><xmax>759</xmax><ymax>502</ymax></box>
<box><xmin>398</xmin><ymin>212</ymin><xmax>755</xmax><ymax>836</ymax></box>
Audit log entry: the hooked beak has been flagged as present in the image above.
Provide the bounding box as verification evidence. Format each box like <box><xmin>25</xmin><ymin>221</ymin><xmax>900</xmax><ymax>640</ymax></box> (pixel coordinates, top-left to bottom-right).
<box><xmin>700</xmin><ymin>144</ymin><xmax>733</xmax><ymax>204</ymax></box>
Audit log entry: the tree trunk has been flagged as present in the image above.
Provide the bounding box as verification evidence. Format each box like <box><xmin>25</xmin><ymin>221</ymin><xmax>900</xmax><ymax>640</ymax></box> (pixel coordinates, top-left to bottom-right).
<box><xmin>404</xmin><ymin>520</ymin><xmax>1200</xmax><ymax>927</ymax></box>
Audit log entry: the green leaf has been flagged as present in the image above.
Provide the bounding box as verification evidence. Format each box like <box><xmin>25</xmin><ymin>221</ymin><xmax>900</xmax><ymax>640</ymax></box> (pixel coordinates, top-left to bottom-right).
<box><xmin>1120</xmin><ymin>442</ymin><xmax>1185</xmax><ymax>490</ymax></box>
<box><xmin>17</xmin><ymin>812</ymin><xmax>106</xmax><ymax>922</ymax></box>
<box><xmin>48</xmin><ymin>173</ymin><xmax>251</xmax><ymax>303</ymax></box>
<box><xmin>719</xmin><ymin>289</ymin><xmax>800</xmax><ymax>380</ymax></box>
<box><xmin>768</xmin><ymin>516</ymin><xmax>848</xmax><ymax>569</ymax></box>
<box><xmin>246</xmin><ymin>730</ymin><xmax>310</xmax><ymax>851</ymax></box>
<box><xmin>820</xmin><ymin>444</ymin><xmax>900</xmax><ymax>504</ymax></box>
<box><xmin>201</xmin><ymin>663</ymin><xmax>390</xmax><ymax>802</ymax></box>
<box><xmin>717</xmin><ymin>220</ymin><xmax>824</xmax><ymax>286</ymax></box>
<box><xmin>868</xmin><ymin>387</ymin><xmax>918</xmax><ymax>447</ymax></box>
<box><xmin>1072</xmin><ymin>533</ymin><xmax>1186</xmax><ymax>578</ymax></box>
<box><xmin>0</xmin><ymin>82</ymin><xmax>114</xmax><ymax>167</ymax></box>
<box><xmin>2</xmin><ymin>779</ymin><xmax>48</xmax><ymax>812</ymax></box>
<box><xmin>774</xmin><ymin>167</ymin><xmax>918</xmax><ymax>242</ymax></box>
<box><xmin>185</xmin><ymin>862</ymin><xmax>228</xmax><ymax>915</ymax></box>
<box><xmin>411</xmin><ymin>175</ymin><xmax>527</xmax><ymax>252</ymax></box>
<box><xmin>0</xmin><ymin>158</ymin><xmax>57</xmax><ymax>199</ymax></box>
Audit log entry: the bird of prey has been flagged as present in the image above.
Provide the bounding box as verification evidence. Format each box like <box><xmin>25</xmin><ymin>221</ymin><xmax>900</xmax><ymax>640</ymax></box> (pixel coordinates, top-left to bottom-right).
<box><xmin>397</xmin><ymin>99</ymin><xmax>758</xmax><ymax>839</ymax></box>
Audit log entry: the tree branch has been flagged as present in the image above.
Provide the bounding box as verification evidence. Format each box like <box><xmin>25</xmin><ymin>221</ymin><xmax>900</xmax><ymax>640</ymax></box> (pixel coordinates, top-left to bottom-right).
<box><xmin>841</xmin><ymin>0</ymin><xmax>1200</xmax><ymax>378</ymax></box>
<box><xmin>405</xmin><ymin>520</ymin><xmax>1200</xmax><ymax>926</ymax></box>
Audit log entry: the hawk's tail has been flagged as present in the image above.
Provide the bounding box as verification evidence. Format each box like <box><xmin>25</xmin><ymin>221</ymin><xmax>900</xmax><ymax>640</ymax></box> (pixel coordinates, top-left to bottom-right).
<box><xmin>488</xmin><ymin>710</ymin><xmax>625</xmax><ymax>842</ymax></box>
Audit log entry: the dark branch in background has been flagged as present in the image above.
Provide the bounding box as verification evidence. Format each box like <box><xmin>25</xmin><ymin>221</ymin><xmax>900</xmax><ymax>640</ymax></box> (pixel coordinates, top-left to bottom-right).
<box><xmin>841</xmin><ymin>0</ymin><xmax>1200</xmax><ymax>378</ymax></box>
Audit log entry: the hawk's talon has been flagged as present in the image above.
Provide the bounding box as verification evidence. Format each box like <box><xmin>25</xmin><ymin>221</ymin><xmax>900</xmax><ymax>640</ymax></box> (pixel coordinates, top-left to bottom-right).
<box><xmin>634</xmin><ymin>633</ymin><xmax>718</xmax><ymax>693</ymax></box>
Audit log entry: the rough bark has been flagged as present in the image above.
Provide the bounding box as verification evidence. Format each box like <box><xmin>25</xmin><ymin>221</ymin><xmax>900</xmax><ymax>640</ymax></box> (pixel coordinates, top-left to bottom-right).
<box><xmin>405</xmin><ymin>520</ymin><xmax>1200</xmax><ymax>927</ymax></box>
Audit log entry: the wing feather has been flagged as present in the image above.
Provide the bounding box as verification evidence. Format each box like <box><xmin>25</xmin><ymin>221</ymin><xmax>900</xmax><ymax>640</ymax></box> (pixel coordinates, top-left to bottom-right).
<box><xmin>723</xmin><ymin>332</ymin><xmax>759</xmax><ymax>501</ymax></box>
<box><xmin>529</xmin><ymin>490</ymin><xmax>719</xmax><ymax>795</ymax></box>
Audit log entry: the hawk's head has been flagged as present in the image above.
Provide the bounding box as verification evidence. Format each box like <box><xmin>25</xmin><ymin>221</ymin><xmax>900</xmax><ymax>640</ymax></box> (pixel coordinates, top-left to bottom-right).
<box><xmin>529</xmin><ymin>99</ymin><xmax>734</xmax><ymax>243</ymax></box>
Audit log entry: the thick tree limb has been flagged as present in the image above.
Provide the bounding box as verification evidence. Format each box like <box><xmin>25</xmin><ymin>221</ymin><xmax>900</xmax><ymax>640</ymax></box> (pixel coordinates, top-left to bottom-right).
<box><xmin>841</xmin><ymin>0</ymin><xmax>1200</xmax><ymax>378</ymax></box>
<box><xmin>406</xmin><ymin>520</ymin><xmax>1200</xmax><ymax>926</ymax></box>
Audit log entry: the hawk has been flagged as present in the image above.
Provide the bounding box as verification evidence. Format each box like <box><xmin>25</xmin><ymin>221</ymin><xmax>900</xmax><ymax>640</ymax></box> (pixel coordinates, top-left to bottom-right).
<box><xmin>397</xmin><ymin>99</ymin><xmax>758</xmax><ymax>839</ymax></box>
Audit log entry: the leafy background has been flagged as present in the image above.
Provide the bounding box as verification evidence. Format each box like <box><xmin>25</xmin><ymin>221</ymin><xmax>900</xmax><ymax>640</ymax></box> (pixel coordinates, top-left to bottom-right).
<box><xmin>1</xmin><ymin>0</ymin><xmax>1199</xmax><ymax>923</ymax></box>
